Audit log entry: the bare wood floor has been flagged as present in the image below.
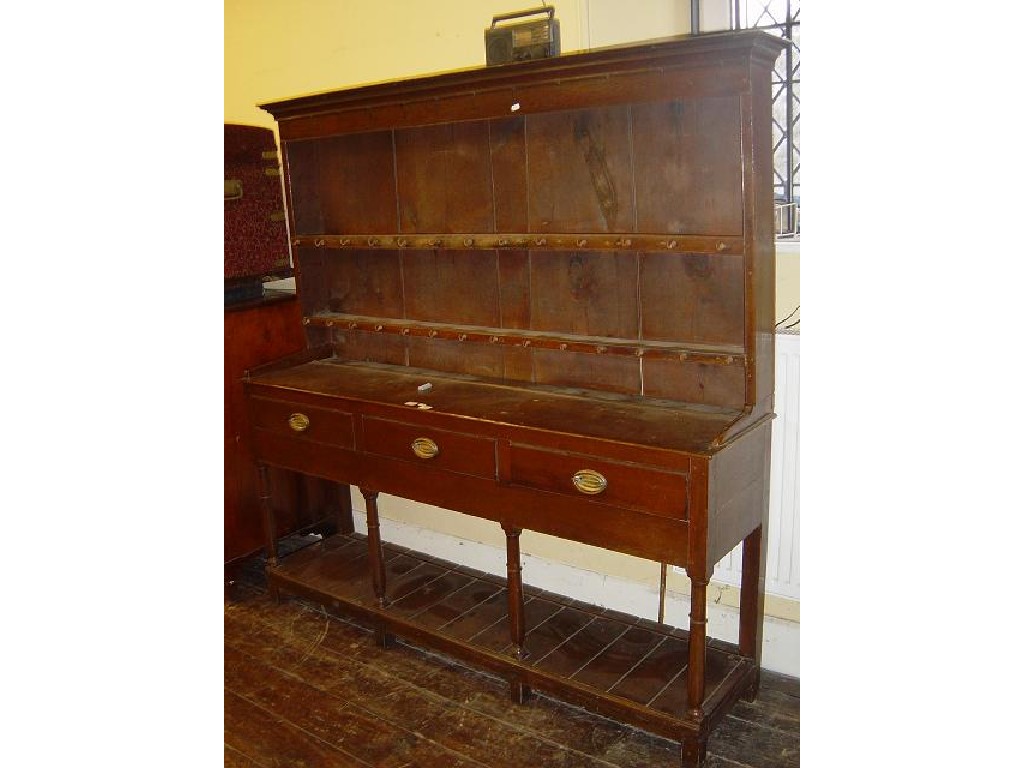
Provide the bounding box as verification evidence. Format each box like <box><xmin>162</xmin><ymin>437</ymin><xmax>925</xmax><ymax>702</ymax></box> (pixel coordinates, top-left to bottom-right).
<box><xmin>225</xmin><ymin>545</ymin><xmax>799</xmax><ymax>768</ymax></box>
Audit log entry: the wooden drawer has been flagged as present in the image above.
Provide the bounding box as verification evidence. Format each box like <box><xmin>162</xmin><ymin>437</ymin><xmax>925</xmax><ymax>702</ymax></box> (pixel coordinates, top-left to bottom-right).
<box><xmin>508</xmin><ymin>445</ymin><xmax>688</xmax><ymax>520</ymax></box>
<box><xmin>250</xmin><ymin>396</ymin><xmax>355</xmax><ymax>449</ymax></box>
<box><xmin>362</xmin><ymin>417</ymin><xmax>496</xmax><ymax>479</ymax></box>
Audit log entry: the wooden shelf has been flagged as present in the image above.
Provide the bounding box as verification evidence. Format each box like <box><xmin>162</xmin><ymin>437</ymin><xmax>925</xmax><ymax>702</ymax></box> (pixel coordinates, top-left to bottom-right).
<box><xmin>269</xmin><ymin>532</ymin><xmax>757</xmax><ymax>740</ymax></box>
<box><xmin>304</xmin><ymin>313</ymin><xmax>746</xmax><ymax>365</ymax></box>
<box><xmin>292</xmin><ymin>233</ymin><xmax>745</xmax><ymax>255</ymax></box>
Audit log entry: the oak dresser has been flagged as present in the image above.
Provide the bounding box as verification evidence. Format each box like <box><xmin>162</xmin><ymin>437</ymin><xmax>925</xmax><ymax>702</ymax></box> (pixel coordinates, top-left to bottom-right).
<box><xmin>244</xmin><ymin>30</ymin><xmax>786</xmax><ymax>765</ymax></box>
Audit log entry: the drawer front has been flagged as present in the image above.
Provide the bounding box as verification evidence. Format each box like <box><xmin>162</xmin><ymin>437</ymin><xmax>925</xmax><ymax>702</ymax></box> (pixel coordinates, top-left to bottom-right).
<box><xmin>253</xmin><ymin>429</ymin><xmax>361</xmax><ymax>485</ymax></box>
<box><xmin>362</xmin><ymin>418</ymin><xmax>496</xmax><ymax>479</ymax></box>
<box><xmin>508</xmin><ymin>445</ymin><xmax>687</xmax><ymax>520</ymax></box>
<box><xmin>250</xmin><ymin>396</ymin><xmax>355</xmax><ymax>449</ymax></box>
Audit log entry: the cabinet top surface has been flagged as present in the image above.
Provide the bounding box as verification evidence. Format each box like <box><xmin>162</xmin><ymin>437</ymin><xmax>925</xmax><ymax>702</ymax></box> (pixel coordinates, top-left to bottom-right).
<box><xmin>260</xmin><ymin>29</ymin><xmax>787</xmax><ymax>119</ymax></box>
<box><xmin>248</xmin><ymin>358</ymin><xmax>745</xmax><ymax>456</ymax></box>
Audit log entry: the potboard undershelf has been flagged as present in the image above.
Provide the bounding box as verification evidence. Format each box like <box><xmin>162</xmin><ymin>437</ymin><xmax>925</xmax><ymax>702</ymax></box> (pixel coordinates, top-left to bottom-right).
<box><xmin>268</xmin><ymin>532</ymin><xmax>757</xmax><ymax>742</ymax></box>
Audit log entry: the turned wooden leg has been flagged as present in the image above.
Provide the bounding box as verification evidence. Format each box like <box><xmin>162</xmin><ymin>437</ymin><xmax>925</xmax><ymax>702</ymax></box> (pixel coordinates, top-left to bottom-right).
<box><xmin>258</xmin><ymin>464</ymin><xmax>278</xmax><ymax>566</ymax></box>
<box><xmin>361</xmin><ymin>488</ymin><xmax>386</xmax><ymax>606</ymax></box>
<box><xmin>686</xmin><ymin>575</ymin><xmax>709</xmax><ymax>719</ymax></box>
<box><xmin>257</xmin><ymin>464</ymin><xmax>280</xmax><ymax>602</ymax></box>
<box><xmin>504</xmin><ymin>525</ymin><xmax>527</xmax><ymax>658</ymax></box>
<box><xmin>502</xmin><ymin>524</ymin><xmax>531</xmax><ymax>703</ymax></box>
<box><xmin>739</xmin><ymin>524</ymin><xmax>767</xmax><ymax>700</ymax></box>
<box><xmin>361</xmin><ymin>488</ymin><xmax>393</xmax><ymax>647</ymax></box>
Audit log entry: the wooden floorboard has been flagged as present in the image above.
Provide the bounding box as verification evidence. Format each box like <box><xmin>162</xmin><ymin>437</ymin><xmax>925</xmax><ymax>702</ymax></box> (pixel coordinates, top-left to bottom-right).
<box><xmin>225</xmin><ymin>543</ymin><xmax>799</xmax><ymax>767</ymax></box>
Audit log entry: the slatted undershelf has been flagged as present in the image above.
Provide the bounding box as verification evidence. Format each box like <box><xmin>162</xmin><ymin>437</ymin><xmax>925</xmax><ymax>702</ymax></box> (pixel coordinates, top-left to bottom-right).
<box><xmin>268</xmin><ymin>532</ymin><xmax>757</xmax><ymax>742</ymax></box>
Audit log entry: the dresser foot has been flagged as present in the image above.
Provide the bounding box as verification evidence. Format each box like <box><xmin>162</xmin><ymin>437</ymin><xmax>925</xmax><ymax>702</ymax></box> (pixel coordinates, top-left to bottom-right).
<box><xmin>742</xmin><ymin>668</ymin><xmax>761</xmax><ymax>702</ymax></box>
<box><xmin>509</xmin><ymin>678</ymin><xmax>531</xmax><ymax>704</ymax></box>
<box><xmin>374</xmin><ymin>624</ymin><xmax>394</xmax><ymax>648</ymax></box>
<box><xmin>679</xmin><ymin>735</ymin><xmax>708</xmax><ymax>767</ymax></box>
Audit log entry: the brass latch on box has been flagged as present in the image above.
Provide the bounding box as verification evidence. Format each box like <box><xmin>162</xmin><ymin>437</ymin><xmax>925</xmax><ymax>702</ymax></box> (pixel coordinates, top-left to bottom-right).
<box><xmin>224</xmin><ymin>179</ymin><xmax>243</xmax><ymax>200</ymax></box>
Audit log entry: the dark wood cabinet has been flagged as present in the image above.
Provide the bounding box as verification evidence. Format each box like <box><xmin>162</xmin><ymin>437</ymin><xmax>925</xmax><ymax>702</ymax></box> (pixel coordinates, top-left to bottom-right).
<box><xmin>245</xmin><ymin>30</ymin><xmax>785</xmax><ymax>766</ymax></box>
<box><xmin>224</xmin><ymin>293</ymin><xmax>353</xmax><ymax>567</ymax></box>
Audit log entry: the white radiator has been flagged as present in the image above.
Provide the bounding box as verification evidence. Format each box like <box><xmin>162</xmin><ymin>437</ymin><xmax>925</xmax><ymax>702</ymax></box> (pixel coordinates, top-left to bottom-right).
<box><xmin>712</xmin><ymin>331</ymin><xmax>800</xmax><ymax>600</ymax></box>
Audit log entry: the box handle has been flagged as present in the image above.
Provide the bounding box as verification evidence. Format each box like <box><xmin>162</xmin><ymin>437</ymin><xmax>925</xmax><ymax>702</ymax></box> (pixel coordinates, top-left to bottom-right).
<box><xmin>491</xmin><ymin>6</ymin><xmax>554</xmax><ymax>27</ymax></box>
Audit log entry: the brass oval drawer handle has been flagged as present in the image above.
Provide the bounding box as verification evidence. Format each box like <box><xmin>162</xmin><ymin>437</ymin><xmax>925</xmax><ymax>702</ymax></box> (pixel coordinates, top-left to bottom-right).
<box><xmin>572</xmin><ymin>469</ymin><xmax>607</xmax><ymax>495</ymax></box>
<box><xmin>411</xmin><ymin>437</ymin><xmax>440</xmax><ymax>459</ymax></box>
<box><xmin>288</xmin><ymin>413</ymin><xmax>310</xmax><ymax>432</ymax></box>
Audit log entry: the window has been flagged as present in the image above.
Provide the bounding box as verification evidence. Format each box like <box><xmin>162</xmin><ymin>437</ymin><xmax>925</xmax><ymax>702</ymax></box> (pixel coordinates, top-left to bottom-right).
<box><xmin>734</xmin><ymin>1</ymin><xmax>801</xmax><ymax>237</ymax></box>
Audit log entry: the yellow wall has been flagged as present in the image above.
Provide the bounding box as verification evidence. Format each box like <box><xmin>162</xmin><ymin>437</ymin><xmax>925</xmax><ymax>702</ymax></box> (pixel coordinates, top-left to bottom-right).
<box><xmin>225</xmin><ymin>0</ymin><xmax>799</xmax><ymax>619</ymax></box>
<box><xmin>230</xmin><ymin>0</ymin><xmax>609</xmax><ymax>129</ymax></box>
<box><xmin>776</xmin><ymin>241</ymin><xmax>800</xmax><ymax>323</ymax></box>
<box><xmin>225</xmin><ymin>1</ymin><xmax>707</xmax><ymax>127</ymax></box>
